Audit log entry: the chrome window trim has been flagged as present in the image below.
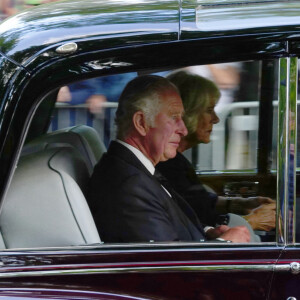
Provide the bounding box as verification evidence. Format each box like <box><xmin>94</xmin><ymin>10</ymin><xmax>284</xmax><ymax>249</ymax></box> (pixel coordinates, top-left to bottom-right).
<box><xmin>0</xmin><ymin>242</ymin><xmax>277</xmax><ymax>254</ymax></box>
<box><xmin>278</xmin><ymin>57</ymin><xmax>287</xmax><ymax>245</ymax></box>
<box><xmin>278</xmin><ymin>56</ymin><xmax>298</xmax><ymax>245</ymax></box>
<box><xmin>287</xmin><ymin>56</ymin><xmax>298</xmax><ymax>244</ymax></box>
<box><xmin>0</xmin><ymin>264</ymin><xmax>285</xmax><ymax>279</ymax></box>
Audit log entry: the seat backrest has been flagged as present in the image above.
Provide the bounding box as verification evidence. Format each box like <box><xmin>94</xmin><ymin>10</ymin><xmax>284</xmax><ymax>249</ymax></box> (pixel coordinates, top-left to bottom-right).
<box><xmin>0</xmin><ymin>147</ymin><xmax>101</xmax><ymax>249</ymax></box>
<box><xmin>22</xmin><ymin>125</ymin><xmax>107</xmax><ymax>174</ymax></box>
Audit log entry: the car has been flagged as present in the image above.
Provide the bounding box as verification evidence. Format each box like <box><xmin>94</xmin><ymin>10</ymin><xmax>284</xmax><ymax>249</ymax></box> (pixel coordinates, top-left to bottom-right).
<box><xmin>0</xmin><ymin>0</ymin><xmax>299</xmax><ymax>299</ymax></box>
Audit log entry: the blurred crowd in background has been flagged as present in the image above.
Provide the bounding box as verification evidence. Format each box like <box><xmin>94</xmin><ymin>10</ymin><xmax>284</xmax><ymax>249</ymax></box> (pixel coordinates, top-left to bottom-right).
<box><xmin>0</xmin><ymin>0</ymin><xmax>59</xmax><ymax>20</ymax></box>
<box><xmin>0</xmin><ymin>0</ymin><xmax>244</xmax><ymax>118</ymax></box>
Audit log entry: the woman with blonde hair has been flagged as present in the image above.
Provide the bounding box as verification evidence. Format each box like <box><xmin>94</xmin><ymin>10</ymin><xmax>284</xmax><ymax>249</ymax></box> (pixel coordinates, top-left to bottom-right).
<box><xmin>157</xmin><ymin>70</ymin><xmax>275</xmax><ymax>238</ymax></box>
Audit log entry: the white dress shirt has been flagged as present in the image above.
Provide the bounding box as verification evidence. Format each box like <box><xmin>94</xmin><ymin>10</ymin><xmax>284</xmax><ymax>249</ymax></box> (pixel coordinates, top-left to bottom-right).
<box><xmin>116</xmin><ymin>139</ymin><xmax>155</xmax><ymax>175</ymax></box>
<box><xmin>116</xmin><ymin>139</ymin><xmax>171</xmax><ymax>197</ymax></box>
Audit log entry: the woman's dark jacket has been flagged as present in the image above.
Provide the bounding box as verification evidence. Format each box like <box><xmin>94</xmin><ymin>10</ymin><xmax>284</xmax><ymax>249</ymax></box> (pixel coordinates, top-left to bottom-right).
<box><xmin>156</xmin><ymin>152</ymin><xmax>219</xmax><ymax>226</ymax></box>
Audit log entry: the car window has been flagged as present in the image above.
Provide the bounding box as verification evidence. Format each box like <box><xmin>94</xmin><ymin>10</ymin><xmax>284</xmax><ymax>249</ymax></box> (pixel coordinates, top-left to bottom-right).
<box><xmin>187</xmin><ymin>60</ymin><xmax>279</xmax><ymax>173</ymax></box>
<box><xmin>49</xmin><ymin>73</ymin><xmax>137</xmax><ymax>148</ymax></box>
<box><xmin>1</xmin><ymin>59</ymin><xmax>279</xmax><ymax>249</ymax></box>
<box><xmin>49</xmin><ymin>61</ymin><xmax>279</xmax><ymax>175</ymax></box>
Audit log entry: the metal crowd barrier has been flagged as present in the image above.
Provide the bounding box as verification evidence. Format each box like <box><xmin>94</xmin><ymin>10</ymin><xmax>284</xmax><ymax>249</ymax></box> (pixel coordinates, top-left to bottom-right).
<box><xmin>51</xmin><ymin>101</ymin><xmax>290</xmax><ymax>171</ymax></box>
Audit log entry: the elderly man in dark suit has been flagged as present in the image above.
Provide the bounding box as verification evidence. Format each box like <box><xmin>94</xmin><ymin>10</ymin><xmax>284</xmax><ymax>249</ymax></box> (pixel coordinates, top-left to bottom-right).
<box><xmin>88</xmin><ymin>75</ymin><xmax>250</xmax><ymax>243</ymax></box>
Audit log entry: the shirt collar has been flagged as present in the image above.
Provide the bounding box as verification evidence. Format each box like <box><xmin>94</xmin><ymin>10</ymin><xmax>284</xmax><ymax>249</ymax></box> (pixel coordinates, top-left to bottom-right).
<box><xmin>116</xmin><ymin>139</ymin><xmax>155</xmax><ymax>175</ymax></box>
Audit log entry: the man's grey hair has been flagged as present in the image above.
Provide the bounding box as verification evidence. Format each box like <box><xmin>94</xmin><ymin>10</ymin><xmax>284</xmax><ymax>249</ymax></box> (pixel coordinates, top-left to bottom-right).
<box><xmin>115</xmin><ymin>75</ymin><xmax>178</xmax><ymax>140</ymax></box>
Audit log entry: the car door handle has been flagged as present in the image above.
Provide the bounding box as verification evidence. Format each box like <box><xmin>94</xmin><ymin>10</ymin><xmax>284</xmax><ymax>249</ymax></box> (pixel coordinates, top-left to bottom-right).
<box><xmin>290</xmin><ymin>262</ymin><xmax>300</xmax><ymax>274</ymax></box>
<box><xmin>275</xmin><ymin>262</ymin><xmax>300</xmax><ymax>274</ymax></box>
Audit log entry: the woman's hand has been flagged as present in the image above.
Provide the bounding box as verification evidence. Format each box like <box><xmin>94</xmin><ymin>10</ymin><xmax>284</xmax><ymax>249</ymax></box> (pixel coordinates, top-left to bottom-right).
<box><xmin>243</xmin><ymin>203</ymin><xmax>276</xmax><ymax>231</ymax></box>
<box><xmin>231</xmin><ymin>196</ymin><xmax>275</xmax><ymax>215</ymax></box>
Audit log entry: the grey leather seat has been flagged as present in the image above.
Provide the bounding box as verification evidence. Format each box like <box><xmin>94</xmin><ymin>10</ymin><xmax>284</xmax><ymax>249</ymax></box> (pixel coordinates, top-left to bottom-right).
<box><xmin>22</xmin><ymin>125</ymin><xmax>107</xmax><ymax>175</ymax></box>
<box><xmin>0</xmin><ymin>147</ymin><xmax>101</xmax><ymax>249</ymax></box>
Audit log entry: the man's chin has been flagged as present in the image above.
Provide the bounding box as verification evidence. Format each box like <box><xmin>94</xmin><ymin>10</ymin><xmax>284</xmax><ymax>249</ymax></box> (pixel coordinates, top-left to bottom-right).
<box><xmin>160</xmin><ymin>151</ymin><xmax>177</xmax><ymax>162</ymax></box>
<box><xmin>166</xmin><ymin>151</ymin><xmax>177</xmax><ymax>160</ymax></box>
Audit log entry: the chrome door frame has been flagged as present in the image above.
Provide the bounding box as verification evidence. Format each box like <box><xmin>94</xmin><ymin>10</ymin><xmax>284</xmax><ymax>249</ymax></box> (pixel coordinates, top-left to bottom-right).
<box><xmin>278</xmin><ymin>55</ymin><xmax>298</xmax><ymax>245</ymax></box>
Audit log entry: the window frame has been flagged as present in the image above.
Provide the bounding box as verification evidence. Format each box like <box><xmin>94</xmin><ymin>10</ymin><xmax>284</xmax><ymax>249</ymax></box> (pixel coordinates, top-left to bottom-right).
<box><xmin>0</xmin><ymin>38</ymin><xmax>292</xmax><ymax>251</ymax></box>
<box><xmin>278</xmin><ymin>56</ymin><xmax>298</xmax><ymax>245</ymax></box>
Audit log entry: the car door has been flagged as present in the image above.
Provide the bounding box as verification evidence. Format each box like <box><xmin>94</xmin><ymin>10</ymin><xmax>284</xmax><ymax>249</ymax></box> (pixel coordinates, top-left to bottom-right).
<box><xmin>2</xmin><ymin>0</ymin><xmax>297</xmax><ymax>295</ymax></box>
<box><xmin>269</xmin><ymin>45</ymin><xmax>300</xmax><ymax>298</ymax></box>
<box><xmin>0</xmin><ymin>39</ymin><xmax>286</xmax><ymax>300</ymax></box>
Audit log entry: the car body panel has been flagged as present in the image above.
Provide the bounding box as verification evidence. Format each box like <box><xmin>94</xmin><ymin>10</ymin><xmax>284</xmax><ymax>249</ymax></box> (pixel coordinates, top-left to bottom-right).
<box><xmin>270</xmin><ymin>247</ymin><xmax>300</xmax><ymax>299</ymax></box>
<box><xmin>0</xmin><ymin>0</ymin><xmax>299</xmax><ymax>298</ymax></box>
<box><xmin>0</xmin><ymin>246</ymin><xmax>281</xmax><ymax>299</ymax></box>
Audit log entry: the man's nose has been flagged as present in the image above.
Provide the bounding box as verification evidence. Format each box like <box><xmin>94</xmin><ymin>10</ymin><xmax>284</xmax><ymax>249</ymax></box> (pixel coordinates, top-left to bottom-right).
<box><xmin>178</xmin><ymin>119</ymin><xmax>188</xmax><ymax>136</ymax></box>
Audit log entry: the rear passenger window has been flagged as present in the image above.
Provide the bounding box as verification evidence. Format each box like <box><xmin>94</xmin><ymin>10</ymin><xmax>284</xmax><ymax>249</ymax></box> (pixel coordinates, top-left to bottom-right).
<box><xmin>185</xmin><ymin>60</ymin><xmax>279</xmax><ymax>173</ymax></box>
<box><xmin>48</xmin><ymin>61</ymin><xmax>279</xmax><ymax>176</ymax></box>
<box><xmin>50</xmin><ymin>72</ymin><xmax>137</xmax><ymax>148</ymax></box>
<box><xmin>2</xmin><ymin>59</ymin><xmax>279</xmax><ymax>249</ymax></box>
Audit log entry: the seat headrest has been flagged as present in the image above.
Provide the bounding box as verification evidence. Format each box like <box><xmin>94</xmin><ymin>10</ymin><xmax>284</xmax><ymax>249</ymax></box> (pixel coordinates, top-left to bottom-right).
<box><xmin>22</xmin><ymin>125</ymin><xmax>107</xmax><ymax>174</ymax></box>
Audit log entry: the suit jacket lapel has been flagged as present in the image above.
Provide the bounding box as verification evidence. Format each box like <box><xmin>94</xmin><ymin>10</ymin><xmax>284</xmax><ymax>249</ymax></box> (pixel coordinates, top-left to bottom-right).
<box><xmin>108</xmin><ymin>141</ymin><xmax>154</xmax><ymax>177</ymax></box>
<box><xmin>107</xmin><ymin>141</ymin><xmax>205</xmax><ymax>238</ymax></box>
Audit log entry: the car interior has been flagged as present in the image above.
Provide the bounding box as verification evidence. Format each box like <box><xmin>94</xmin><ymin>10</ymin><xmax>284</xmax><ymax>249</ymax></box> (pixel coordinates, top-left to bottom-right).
<box><xmin>0</xmin><ymin>59</ymin><xmax>281</xmax><ymax>249</ymax></box>
<box><xmin>0</xmin><ymin>90</ymin><xmax>106</xmax><ymax>248</ymax></box>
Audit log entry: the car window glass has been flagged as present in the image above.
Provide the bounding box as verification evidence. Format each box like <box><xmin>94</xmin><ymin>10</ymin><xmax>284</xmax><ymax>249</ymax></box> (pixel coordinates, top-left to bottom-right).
<box><xmin>186</xmin><ymin>60</ymin><xmax>278</xmax><ymax>173</ymax></box>
<box><xmin>3</xmin><ymin>61</ymin><xmax>278</xmax><ymax>249</ymax></box>
<box><xmin>296</xmin><ymin>59</ymin><xmax>300</xmax><ymax>242</ymax></box>
<box><xmin>49</xmin><ymin>73</ymin><xmax>137</xmax><ymax>148</ymax></box>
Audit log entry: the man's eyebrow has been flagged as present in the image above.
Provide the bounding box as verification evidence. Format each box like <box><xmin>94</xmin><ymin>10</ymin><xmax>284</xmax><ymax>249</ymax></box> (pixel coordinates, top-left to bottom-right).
<box><xmin>168</xmin><ymin>110</ymin><xmax>185</xmax><ymax>117</ymax></box>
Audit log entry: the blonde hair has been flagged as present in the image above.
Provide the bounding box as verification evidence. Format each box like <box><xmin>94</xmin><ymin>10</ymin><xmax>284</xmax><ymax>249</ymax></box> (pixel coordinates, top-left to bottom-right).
<box><xmin>167</xmin><ymin>70</ymin><xmax>220</xmax><ymax>137</ymax></box>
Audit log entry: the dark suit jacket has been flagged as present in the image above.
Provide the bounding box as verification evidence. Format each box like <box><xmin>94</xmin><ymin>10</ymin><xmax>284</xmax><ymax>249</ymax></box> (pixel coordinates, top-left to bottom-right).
<box><xmin>88</xmin><ymin>141</ymin><xmax>205</xmax><ymax>243</ymax></box>
<box><xmin>157</xmin><ymin>152</ymin><xmax>219</xmax><ymax>226</ymax></box>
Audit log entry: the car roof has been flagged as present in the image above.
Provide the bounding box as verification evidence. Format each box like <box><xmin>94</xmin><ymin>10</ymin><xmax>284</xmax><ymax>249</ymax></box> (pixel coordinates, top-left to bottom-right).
<box><xmin>1</xmin><ymin>0</ymin><xmax>300</xmax><ymax>68</ymax></box>
<box><xmin>0</xmin><ymin>0</ymin><xmax>180</xmax><ymax>66</ymax></box>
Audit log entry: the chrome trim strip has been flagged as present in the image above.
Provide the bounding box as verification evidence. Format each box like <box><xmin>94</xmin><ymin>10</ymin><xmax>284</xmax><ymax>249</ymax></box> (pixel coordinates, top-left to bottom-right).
<box><xmin>274</xmin><ymin>264</ymin><xmax>291</xmax><ymax>272</ymax></box>
<box><xmin>0</xmin><ymin>243</ymin><xmax>277</xmax><ymax>253</ymax></box>
<box><xmin>0</xmin><ymin>264</ymin><xmax>279</xmax><ymax>278</ymax></box>
<box><xmin>287</xmin><ymin>56</ymin><xmax>298</xmax><ymax>244</ymax></box>
<box><xmin>278</xmin><ymin>56</ymin><xmax>298</xmax><ymax>245</ymax></box>
<box><xmin>284</xmin><ymin>57</ymin><xmax>290</xmax><ymax>243</ymax></box>
<box><xmin>278</xmin><ymin>57</ymin><xmax>288</xmax><ymax>245</ymax></box>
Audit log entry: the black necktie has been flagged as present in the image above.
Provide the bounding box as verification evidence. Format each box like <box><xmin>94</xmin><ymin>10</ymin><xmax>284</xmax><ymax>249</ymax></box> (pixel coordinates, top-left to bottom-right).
<box><xmin>154</xmin><ymin>169</ymin><xmax>205</xmax><ymax>236</ymax></box>
<box><xmin>154</xmin><ymin>169</ymin><xmax>177</xmax><ymax>198</ymax></box>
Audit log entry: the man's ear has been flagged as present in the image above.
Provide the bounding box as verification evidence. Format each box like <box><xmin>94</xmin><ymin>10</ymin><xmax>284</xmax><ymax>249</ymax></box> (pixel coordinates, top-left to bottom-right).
<box><xmin>133</xmin><ymin>111</ymin><xmax>149</xmax><ymax>136</ymax></box>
